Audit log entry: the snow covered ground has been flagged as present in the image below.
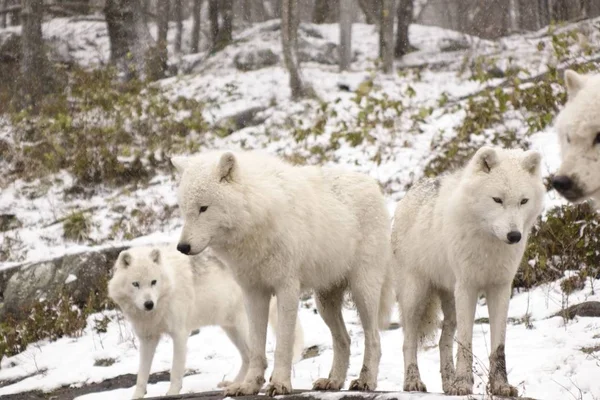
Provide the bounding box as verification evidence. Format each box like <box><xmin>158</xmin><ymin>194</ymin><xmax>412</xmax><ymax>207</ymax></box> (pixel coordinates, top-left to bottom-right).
<box><xmin>1</xmin><ymin>12</ymin><xmax>599</xmax><ymax>400</ymax></box>
<box><xmin>1</xmin><ymin>275</ymin><xmax>599</xmax><ymax>399</ymax></box>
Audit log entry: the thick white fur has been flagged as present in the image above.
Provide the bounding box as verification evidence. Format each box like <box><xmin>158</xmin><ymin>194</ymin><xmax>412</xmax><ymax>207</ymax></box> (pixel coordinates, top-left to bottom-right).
<box><xmin>391</xmin><ymin>147</ymin><xmax>544</xmax><ymax>396</ymax></box>
<box><xmin>108</xmin><ymin>245</ymin><xmax>304</xmax><ymax>399</ymax></box>
<box><xmin>554</xmin><ymin>69</ymin><xmax>600</xmax><ymax>205</ymax></box>
<box><xmin>172</xmin><ymin>150</ymin><xmax>394</xmax><ymax>397</ymax></box>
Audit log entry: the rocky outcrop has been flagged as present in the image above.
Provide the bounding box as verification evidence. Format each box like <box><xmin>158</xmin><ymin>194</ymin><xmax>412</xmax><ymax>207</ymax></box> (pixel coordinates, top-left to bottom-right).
<box><xmin>0</xmin><ymin>246</ymin><xmax>127</xmax><ymax>319</ymax></box>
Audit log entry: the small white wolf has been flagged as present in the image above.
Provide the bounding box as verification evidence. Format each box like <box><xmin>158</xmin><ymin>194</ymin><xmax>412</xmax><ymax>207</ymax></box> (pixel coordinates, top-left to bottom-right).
<box><xmin>108</xmin><ymin>245</ymin><xmax>304</xmax><ymax>399</ymax></box>
<box><xmin>171</xmin><ymin>151</ymin><xmax>395</xmax><ymax>397</ymax></box>
<box><xmin>391</xmin><ymin>146</ymin><xmax>544</xmax><ymax>396</ymax></box>
<box><xmin>552</xmin><ymin>69</ymin><xmax>600</xmax><ymax>205</ymax></box>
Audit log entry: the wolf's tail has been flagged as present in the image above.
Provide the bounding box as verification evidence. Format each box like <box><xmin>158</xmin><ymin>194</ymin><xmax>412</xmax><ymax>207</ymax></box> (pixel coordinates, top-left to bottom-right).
<box><xmin>378</xmin><ymin>263</ymin><xmax>396</xmax><ymax>330</ymax></box>
<box><xmin>268</xmin><ymin>297</ymin><xmax>305</xmax><ymax>363</ymax></box>
<box><xmin>417</xmin><ymin>292</ymin><xmax>440</xmax><ymax>346</ymax></box>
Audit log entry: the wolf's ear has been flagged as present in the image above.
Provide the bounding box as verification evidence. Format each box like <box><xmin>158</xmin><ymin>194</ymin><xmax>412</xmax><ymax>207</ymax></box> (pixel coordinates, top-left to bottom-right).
<box><xmin>564</xmin><ymin>70</ymin><xmax>587</xmax><ymax>99</ymax></box>
<box><xmin>171</xmin><ymin>156</ymin><xmax>190</xmax><ymax>174</ymax></box>
<box><xmin>150</xmin><ymin>248</ymin><xmax>161</xmax><ymax>264</ymax></box>
<box><xmin>522</xmin><ymin>150</ymin><xmax>541</xmax><ymax>175</ymax></box>
<box><xmin>218</xmin><ymin>152</ymin><xmax>237</xmax><ymax>182</ymax></box>
<box><xmin>472</xmin><ymin>146</ymin><xmax>499</xmax><ymax>173</ymax></box>
<box><xmin>119</xmin><ymin>251</ymin><xmax>131</xmax><ymax>268</ymax></box>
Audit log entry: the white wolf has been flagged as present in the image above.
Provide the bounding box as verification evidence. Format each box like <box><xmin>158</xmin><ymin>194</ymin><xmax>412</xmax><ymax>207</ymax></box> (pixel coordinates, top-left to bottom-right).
<box><xmin>171</xmin><ymin>151</ymin><xmax>394</xmax><ymax>397</ymax></box>
<box><xmin>552</xmin><ymin>69</ymin><xmax>600</xmax><ymax>205</ymax></box>
<box><xmin>108</xmin><ymin>245</ymin><xmax>304</xmax><ymax>399</ymax></box>
<box><xmin>391</xmin><ymin>147</ymin><xmax>544</xmax><ymax>396</ymax></box>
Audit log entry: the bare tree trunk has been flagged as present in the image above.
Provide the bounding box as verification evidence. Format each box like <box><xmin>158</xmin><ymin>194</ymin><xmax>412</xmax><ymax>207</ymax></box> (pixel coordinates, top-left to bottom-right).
<box><xmin>20</xmin><ymin>0</ymin><xmax>48</xmax><ymax>110</ymax></box>
<box><xmin>219</xmin><ymin>0</ymin><xmax>233</xmax><ymax>47</ymax></box>
<box><xmin>313</xmin><ymin>0</ymin><xmax>339</xmax><ymax>23</ymax></box>
<box><xmin>551</xmin><ymin>0</ymin><xmax>582</xmax><ymax>22</ymax></box>
<box><xmin>209</xmin><ymin>0</ymin><xmax>219</xmax><ymax>48</ymax></box>
<box><xmin>252</xmin><ymin>0</ymin><xmax>267</xmax><ymax>21</ymax></box>
<box><xmin>105</xmin><ymin>0</ymin><xmax>162</xmax><ymax>81</ymax></box>
<box><xmin>175</xmin><ymin>0</ymin><xmax>183</xmax><ymax>53</ymax></box>
<box><xmin>380</xmin><ymin>0</ymin><xmax>394</xmax><ymax>73</ymax></box>
<box><xmin>517</xmin><ymin>0</ymin><xmax>540</xmax><ymax>30</ymax></box>
<box><xmin>358</xmin><ymin>0</ymin><xmax>381</xmax><ymax>25</ymax></box>
<box><xmin>243</xmin><ymin>0</ymin><xmax>252</xmax><ymax>21</ymax></box>
<box><xmin>157</xmin><ymin>0</ymin><xmax>169</xmax><ymax>74</ymax></box>
<box><xmin>394</xmin><ymin>0</ymin><xmax>412</xmax><ymax>57</ymax></box>
<box><xmin>191</xmin><ymin>0</ymin><xmax>202</xmax><ymax>53</ymax></box>
<box><xmin>339</xmin><ymin>0</ymin><xmax>353</xmax><ymax>71</ymax></box>
<box><xmin>282</xmin><ymin>0</ymin><xmax>311</xmax><ymax>99</ymax></box>
<box><xmin>1</xmin><ymin>0</ymin><xmax>7</xmax><ymax>28</ymax></box>
<box><xmin>585</xmin><ymin>0</ymin><xmax>600</xmax><ymax>17</ymax></box>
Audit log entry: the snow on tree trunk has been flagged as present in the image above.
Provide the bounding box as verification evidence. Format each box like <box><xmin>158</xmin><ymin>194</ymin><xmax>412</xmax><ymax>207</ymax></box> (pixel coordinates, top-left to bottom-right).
<box><xmin>339</xmin><ymin>0</ymin><xmax>353</xmax><ymax>71</ymax></box>
<box><xmin>20</xmin><ymin>0</ymin><xmax>48</xmax><ymax>109</ymax></box>
<box><xmin>105</xmin><ymin>0</ymin><xmax>162</xmax><ymax>81</ymax></box>
<box><xmin>281</xmin><ymin>0</ymin><xmax>312</xmax><ymax>99</ymax></box>
<box><xmin>394</xmin><ymin>0</ymin><xmax>412</xmax><ymax>57</ymax></box>
<box><xmin>175</xmin><ymin>0</ymin><xmax>183</xmax><ymax>53</ymax></box>
<box><xmin>380</xmin><ymin>0</ymin><xmax>394</xmax><ymax>73</ymax></box>
<box><xmin>191</xmin><ymin>0</ymin><xmax>202</xmax><ymax>53</ymax></box>
<box><xmin>209</xmin><ymin>0</ymin><xmax>219</xmax><ymax>49</ymax></box>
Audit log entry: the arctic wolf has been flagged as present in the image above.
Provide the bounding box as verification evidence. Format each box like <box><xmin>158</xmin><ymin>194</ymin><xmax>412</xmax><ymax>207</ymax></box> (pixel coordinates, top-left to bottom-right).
<box><xmin>172</xmin><ymin>151</ymin><xmax>394</xmax><ymax>397</ymax></box>
<box><xmin>552</xmin><ymin>70</ymin><xmax>600</xmax><ymax>205</ymax></box>
<box><xmin>391</xmin><ymin>147</ymin><xmax>544</xmax><ymax>396</ymax></box>
<box><xmin>108</xmin><ymin>245</ymin><xmax>304</xmax><ymax>399</ymax></box>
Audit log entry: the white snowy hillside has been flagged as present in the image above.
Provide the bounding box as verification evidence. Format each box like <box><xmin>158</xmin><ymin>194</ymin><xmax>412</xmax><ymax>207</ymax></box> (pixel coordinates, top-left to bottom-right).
<box><xmin>0</xmin><ymin>6</ymin><xmax>599</xmax><ymax>400</ymax></box>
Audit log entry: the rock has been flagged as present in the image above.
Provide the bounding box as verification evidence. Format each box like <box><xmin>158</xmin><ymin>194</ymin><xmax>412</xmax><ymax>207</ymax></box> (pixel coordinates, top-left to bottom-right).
<box><xmin>298</xmin><ymin>40</ymin><xmax>357</xmax><ymax>65</ymax></box>
<box><xmin>0</xmin><ymin>214</ymin><xmax>21</xmax><ymax>232</ymax></box>
<box><xmin>214</xmin><ymin>106</ymin><xmax>267</xmax><ymax>135</ymax></box>
<box><xmin>0</xmin><ymin>246</ymin><xmax>127</xmax><ymax>320</ymax></box>
<box><xmin>233</xmin><ymin>48</ymin><xmax>279</xmax><ymax>71</ymax></box>
<box><xmin>552</xmin><ymin>301</ymin><xmax>600</xmax><ymax>320</ymax></box>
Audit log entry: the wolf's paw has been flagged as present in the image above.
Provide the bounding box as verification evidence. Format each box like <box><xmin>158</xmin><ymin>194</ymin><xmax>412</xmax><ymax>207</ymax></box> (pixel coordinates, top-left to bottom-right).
<box><xmin>265</xmin><ymin>380</ymin><xmax>292</xmax><ymax>397</ymax></box>
<box><xmin>349</xmin><ymin>378</ymin><xmax>376</xmax><ymax>391</ymax></box>
<box><xmin>223</xmin><ymin>381</ymin><xmax>262</xmax><ymax>397</ymax></box>
<box><xmin>131</xmin><ymin>388</ymin><xmax>145</xmax><ymax>399</ymax></box>
<box><xmin>403</xmin><ymin>378</ymin><xmax>427</xmax><ymax>392</ymax></box>
<box><xmin>165</xmin><ymin>384</ymin><xmax>181</xmax><ymax>396</ymax></box>
<box><xmin>445</xmin><ymin>378</ymin><xmax>473</xmax><ymax>396</ymax></box>
<box><xmin>491</xmin><ymin>381</ymin><xmax>518</xmax><ymax>397</ymax></box>
<box><xmin>312</xmin><ymin>378</ymin><xmax>344</xmax><ymax>391</ymax></box>
<box><xmin>217</xmin><ymin>380</ymin><xmax>234</xmax><ymax>389</ymax></box>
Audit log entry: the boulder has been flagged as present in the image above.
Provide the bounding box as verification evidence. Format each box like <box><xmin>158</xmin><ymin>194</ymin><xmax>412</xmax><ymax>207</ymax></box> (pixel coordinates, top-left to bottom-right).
<box><xmin>234</xmin><ymin>48</ymin><xmax>279</xmax><ymax>71</ymax></box>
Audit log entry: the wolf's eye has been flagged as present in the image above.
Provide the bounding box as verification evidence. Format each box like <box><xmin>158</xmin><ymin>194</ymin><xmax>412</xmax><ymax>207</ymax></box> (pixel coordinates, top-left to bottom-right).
<box><xmin>521</xmin><ymin>198</ymin><xmax>529</xmax><ymax>205</ymax></box>
<box><xmin>132</xmin><ymin>282</ymin><xmax>140</xmax><ymax>288</ymax></box>
<box><xmin>199</xmin><ymin>206</ymin><xmax>208</xmax><ymax>214</ymax></box>
<box><xmin>151</xmin><ymin>280</ymin><xmax>157</xmax><ymax>286</ymax></box>
<box><xmin>492</xmin><ymin>197</ymin><xmax>503</xmax><ymax>204</ymax></box>
<box><xmin>594</xmin><ymin>133</ymin><xmax>600</xmax><ymax>146</ymax></box>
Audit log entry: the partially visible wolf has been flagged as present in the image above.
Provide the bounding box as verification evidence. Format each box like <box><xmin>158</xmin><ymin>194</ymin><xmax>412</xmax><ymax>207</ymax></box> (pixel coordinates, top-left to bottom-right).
<box><xmin>552</xmin><ymin>70</ymin><xmax>600</xmax><ymax>205</ymax></box>
<box><xmin>172</xmin><ymin>151</ymin><xmax>395</xmax><ymax>397</ymax></box>
<box><xmin>108</xmin><ymin>245</ymin><xmax>304</xmax><ymax>399</ymax></box>
<box><xmin>391</xmin><ymin>147</ymin><xmax>544</xmax><ymax>396</ymax></box>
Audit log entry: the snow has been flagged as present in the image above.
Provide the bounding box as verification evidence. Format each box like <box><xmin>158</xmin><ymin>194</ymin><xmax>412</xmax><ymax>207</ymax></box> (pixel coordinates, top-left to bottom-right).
<box><xmin>0</xmin><ymin>12</ymin><xmax>599</xmax><ymax>400</ymax></box>
<box><xmin>1</xmin><ymin>276</ymin><xmax>599</xmax><ymax>399</ymax></box>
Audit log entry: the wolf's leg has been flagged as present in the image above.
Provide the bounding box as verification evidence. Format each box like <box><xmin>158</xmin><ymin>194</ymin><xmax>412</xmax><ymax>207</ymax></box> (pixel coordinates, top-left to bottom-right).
<box><xmin>399</xmin><ymin>273</ymin><xmax>429</xmax><ymax>392</ymax></box>
<box><xmin>166</xmin><ymin>330</ymin><xmax>188</xmax><ymax>395</ymax></box>
<box><xmin>223</xmin><ymin>289</ymin><xmax>270</xmax><ymax>397</ymax></box>
<box><xmin>132</xmin><ymin>336</ymin><xmax>159</xmax><ymax>399</ymax></box>
<box><xmin>221</xmin><ymin>322</ymin><xmax>250</xmax><ymax>386</ymax></box>
<box><xmin>347</xmin><ymin>265</ymin><xmax>386</xmax><ymax>392</ymax></box>
<box><xmin>448</xmin><ymin>281</ymin><xmax>477</xmax><ymax>396</ymax></box>
<box><xmin>312</xmin><ymin>285</ymin><xmax>350</xmax><ymax>391</ymax></box>
<box><xmin>439</xmin><ymin>290</ymin><xmax>457</xmax><ymax>394</ymax></box>
<box><xmin>265</xmin><ymin>284</ymin><xmax>301</xmax><ymax>396</ymax></box>
<box><xmin>486</xmin><ymin>283</ymin><xmax>518</xmax><ymax>397</ymax></box>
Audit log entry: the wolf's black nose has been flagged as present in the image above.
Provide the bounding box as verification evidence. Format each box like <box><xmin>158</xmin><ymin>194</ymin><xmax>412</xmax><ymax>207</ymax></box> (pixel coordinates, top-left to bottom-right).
<box><xmin>507</xmin><ymin>231</ymin><xmax>521</xmax><ymax>244</ymax></box>
<box><xmin>552</xmin><ymin>175</ymin><xmax>573</xmax><ymax>193</ymax></box>
<box><xmin>144</xmin><ymin>300</ymin><xmax>154</xmax><ymax>311</ymax></box>
<box><xmin>177</xmin><ymin>243</ymin><xmax>191</xmax><ymax>255</ymax></box>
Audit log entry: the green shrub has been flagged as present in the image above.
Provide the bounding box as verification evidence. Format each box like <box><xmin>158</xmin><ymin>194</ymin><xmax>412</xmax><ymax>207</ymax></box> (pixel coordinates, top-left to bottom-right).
<box><xmin>516</xmin><ymin>203</ymin><xmax>600</xmax><ymax>290</ymax></box>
